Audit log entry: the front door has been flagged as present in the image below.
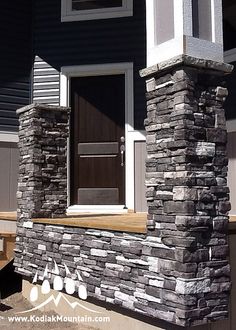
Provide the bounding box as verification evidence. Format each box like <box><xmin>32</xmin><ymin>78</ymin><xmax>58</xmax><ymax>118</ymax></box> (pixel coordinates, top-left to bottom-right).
<box><xmin>70</xmin><ymin>75</ymin><xmax>125</xmax><ymax>205</ymax></box>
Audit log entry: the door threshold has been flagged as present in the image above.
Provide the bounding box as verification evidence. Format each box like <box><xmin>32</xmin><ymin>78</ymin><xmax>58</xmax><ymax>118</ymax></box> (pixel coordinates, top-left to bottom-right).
<box><xmin>67</xmin><ymin>205</ymin><xmax>128</xmax><ymax>214</ymax></box>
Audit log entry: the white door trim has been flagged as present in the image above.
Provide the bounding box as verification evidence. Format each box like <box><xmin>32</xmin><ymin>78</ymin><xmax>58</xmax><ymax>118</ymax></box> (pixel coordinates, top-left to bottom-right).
<box><xmin>60</xmin><ymin>62</ymin><xmax>145</xmax><ymax>211</ymax></box>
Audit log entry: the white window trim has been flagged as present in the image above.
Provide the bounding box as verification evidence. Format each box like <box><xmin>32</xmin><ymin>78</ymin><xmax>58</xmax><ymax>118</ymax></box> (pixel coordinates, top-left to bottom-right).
<box><xmin>61</xmin><ymin>0</ymin><xmax>133</xmax><ymax>22</ymax></box>
<box><xmin>60</xmin><ymin>62</ymin><xmax>145</xmax><ymax>212</ymax></box>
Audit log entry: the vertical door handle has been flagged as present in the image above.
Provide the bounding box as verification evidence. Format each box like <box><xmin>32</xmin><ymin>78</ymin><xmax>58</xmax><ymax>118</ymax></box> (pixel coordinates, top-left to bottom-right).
<box><xmin>120</xmin><ymin>144</ymin><xmax>125</xmax><ymax>167</ymax></box>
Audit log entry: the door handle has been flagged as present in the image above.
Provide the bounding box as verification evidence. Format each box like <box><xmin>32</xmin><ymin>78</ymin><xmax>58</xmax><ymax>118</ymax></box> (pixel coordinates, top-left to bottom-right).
<box><xmin>120</xmin><ymin>144</ymin><xmax>125</xmax><ymax>167</ymax></box>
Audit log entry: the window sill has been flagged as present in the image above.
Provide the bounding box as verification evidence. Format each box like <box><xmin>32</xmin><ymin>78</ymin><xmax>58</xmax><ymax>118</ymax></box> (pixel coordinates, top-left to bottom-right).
<box><xmin>61</xmin><ymin>10</ymin><xmax>133</xmax><ymax>22</ymax></box>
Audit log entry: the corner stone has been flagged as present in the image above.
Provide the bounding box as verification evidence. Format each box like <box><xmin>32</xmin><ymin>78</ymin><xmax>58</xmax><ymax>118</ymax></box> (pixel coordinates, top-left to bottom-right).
<box><xmin>176</xmin><ymin>278</ymin><xmax>211</xmax><ymax>294</ymax></box>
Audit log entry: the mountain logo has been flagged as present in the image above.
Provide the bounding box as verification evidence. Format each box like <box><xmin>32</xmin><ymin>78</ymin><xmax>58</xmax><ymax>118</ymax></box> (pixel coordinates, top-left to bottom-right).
<box><xmin>17</xmin><ymin>260</ymin><xmax>101</xmax><ymax>314</ymax></box>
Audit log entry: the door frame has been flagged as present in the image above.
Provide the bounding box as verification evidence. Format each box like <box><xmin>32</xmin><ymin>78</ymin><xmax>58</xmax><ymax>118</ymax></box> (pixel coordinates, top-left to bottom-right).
<box><xmin>60</xmin><ymin>62</ymin><xmax>143</xmax><ymax>211</ymax></box>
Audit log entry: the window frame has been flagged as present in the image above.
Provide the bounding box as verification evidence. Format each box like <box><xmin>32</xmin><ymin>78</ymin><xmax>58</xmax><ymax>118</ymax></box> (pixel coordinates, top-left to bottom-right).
<box><xmin>61</xmin><ymin>0</ymin><xmax>133</xmax><ymax>22</ymax></box>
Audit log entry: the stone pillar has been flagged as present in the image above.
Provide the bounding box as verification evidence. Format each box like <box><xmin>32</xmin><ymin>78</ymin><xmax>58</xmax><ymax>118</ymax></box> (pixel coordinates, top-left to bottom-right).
<box><xmin>140</xmin><ymin>55</ymin><xmax>233</xmax><ymax>325</ymax></box>
<box><xmin>17</xmin><ymin>103</ymin><xmax>70</xmax><ymax>221</ymax></box>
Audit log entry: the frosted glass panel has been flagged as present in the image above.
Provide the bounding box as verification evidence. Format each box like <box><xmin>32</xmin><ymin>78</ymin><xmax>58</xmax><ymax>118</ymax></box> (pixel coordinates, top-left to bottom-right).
<box><xmin>155</xmin><ymin>0</ymin><xmax>175</xmax><ymax>45</ymax></box>
<box><xmin>192</xmin><ymin>0</ymin><xmax>212</xmax><ymax>41</ymax></box>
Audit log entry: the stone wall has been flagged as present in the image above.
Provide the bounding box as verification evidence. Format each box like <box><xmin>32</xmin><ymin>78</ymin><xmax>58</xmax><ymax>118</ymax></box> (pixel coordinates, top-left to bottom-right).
<box><xmin>14</xmin><ymin>57</ymin><xmax>233</xmax><ymax>328</ymax></box>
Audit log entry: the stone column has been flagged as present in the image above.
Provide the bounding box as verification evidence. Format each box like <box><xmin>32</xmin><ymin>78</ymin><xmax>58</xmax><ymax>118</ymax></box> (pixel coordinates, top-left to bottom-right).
<box><xmin>17</xmin><ymin>103</ymin><xmax>70</xmax><ymax>221</ymax></box>
<box><xmin>140</xmin><ymin>55</ymin><xmax>233</xmax><ymax>324</ymax></box>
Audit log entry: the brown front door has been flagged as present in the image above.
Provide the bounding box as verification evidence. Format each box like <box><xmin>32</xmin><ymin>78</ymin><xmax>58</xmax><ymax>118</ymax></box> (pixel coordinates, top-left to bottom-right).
<box><xmin>70</xmin><ymin>75</ymin><xmax>125</xmax><ymax>205</ymax></box>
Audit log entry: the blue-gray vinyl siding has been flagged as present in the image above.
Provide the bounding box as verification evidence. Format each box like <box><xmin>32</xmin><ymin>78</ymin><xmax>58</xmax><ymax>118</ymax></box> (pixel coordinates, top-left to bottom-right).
<box><xmin>0</xmin><ymin>1</ymin><xmax>32</xmax><ymax>132</ymax></box>
<box><xmin>32</xmin><ymin>0</ymin><xmax>146</xmax><ymax>129</ymax></box>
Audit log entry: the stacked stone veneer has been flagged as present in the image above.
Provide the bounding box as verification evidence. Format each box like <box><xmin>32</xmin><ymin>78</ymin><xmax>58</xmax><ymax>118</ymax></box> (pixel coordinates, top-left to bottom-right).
<box><xmin>14</xmin><ymin>57</ymin><xmax>232</xmax><ymax>328</ymax></box>
<box><xmin>16</xmin><ymin>103</ymin><xmax>70</xmax><ymax>220</ymax></box>
<box><xmin>141</xmin><ymin>56</ymin><xmax>233</xmax><ymax>324</ymax></box>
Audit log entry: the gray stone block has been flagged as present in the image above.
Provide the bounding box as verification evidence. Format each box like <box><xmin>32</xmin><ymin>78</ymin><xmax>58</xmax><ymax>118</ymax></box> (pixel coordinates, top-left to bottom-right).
<box><xmin>176</xmin><ymin>278</ymin><xmax>211</xmax><ymax>294</ymax></box>
<box><xmin>164</xmin><ymin>201</ymin><xmax>195</xmax><ymax>215</ymax></box>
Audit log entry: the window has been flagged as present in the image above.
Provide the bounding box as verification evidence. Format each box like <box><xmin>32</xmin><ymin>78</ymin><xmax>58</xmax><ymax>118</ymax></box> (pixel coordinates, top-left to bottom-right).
<box><xmin>155</xmin><ymin>0</ymin><xmax>175</xmax><ymax>45</ymax></box>
<box><xmin>192</xmin><ymin>0</ymin><xmax>212</xmax><ymax>41</ymax></box>
<box><xmin>61</xmin><ymin>0</ymin><xmax>133</xmax><ymax>22</ymax></box>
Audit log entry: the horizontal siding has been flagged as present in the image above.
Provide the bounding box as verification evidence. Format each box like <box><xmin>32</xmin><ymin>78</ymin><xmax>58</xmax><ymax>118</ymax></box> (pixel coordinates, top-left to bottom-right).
<box><xmin>0</xmin><ymin>142</ymin><xmax>19</xmax><ymax>211</ymax></box>
<box><xmin>33</xmin><ymin>56</ymin><xmax>60</xmax><ymax>105</ymax></box>
<box><xmin>0</xmin><ymin>79</ymin><xmax>31</xmax><ymax>131</ymax></box>
<box><xmin>32</xmin><ymin>0</ymin><xmax>146</xmax><ymax>129</ymax></box>
<box><xmin>0</xmin><ymin>1</ymin><xmax>32</xmax><ymax>132</ymax></box>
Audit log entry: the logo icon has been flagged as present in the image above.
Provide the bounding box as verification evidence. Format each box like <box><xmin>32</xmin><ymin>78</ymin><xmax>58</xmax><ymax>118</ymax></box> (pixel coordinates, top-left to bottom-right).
<box><xmin>17</xmin><ymin>260</ymin><xmax>100</xmax><ymax>314</ymax></box>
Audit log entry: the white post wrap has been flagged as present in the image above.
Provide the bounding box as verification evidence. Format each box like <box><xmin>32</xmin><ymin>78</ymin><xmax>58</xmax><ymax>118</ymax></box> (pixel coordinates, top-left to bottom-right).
<box><xmin>146</xmin><ymin>0</ymin><xmax>224</xmax><ymax>66</ymax></box>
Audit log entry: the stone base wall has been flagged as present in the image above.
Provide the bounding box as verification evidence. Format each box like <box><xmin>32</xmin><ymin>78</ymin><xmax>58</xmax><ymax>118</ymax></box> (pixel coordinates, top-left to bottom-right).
<box><xmin>13</xmin><ymin>222</ymin><xmax>203</xmax><ymax>327</ymax></box>
<box><xmin>14</xmin><ymin>215</ymin><xmax>230</xmax><ymax>328</ymax></box>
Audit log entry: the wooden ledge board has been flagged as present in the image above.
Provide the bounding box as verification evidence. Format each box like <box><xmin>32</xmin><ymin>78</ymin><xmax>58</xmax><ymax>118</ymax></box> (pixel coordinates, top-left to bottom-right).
<box><xmin>2</xmin><ymin>210</ymin><xmax>236</xmax><ymax>234</ymax></box>
<box><xmin>32</xmin><ymin>213</ymin><xmax>147</xmax><ymax>234</ymax></box>
<box><xmin>0</xmin><ymin>212</ymin><xmax>17</xmax><ymax>221</ymax></box>
<box><xmin>0</xmin><ymin>232</ymin><xmax>16</xmax><ymax>238</ymax></box>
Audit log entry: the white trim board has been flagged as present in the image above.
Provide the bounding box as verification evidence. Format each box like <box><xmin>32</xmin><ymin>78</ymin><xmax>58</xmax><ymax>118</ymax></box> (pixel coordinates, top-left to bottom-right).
<box><xmin>60</xmin><ymin>62</ymin><xmax>145</xmax><ymax>211</ymax></box>
<box><xmin>146</xmin><ymin>0</ymin><xmax>223</xmax><ymax>66</ymax></box>
<box><xmin>0</xmin><ymin>131</ymin><xmax>19</xmax><ymax>143</ymax></box>
<box><xmin>224</xmin><ymin>48</ymin><xmax>236</xmax><ymax>63</ymax></box>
